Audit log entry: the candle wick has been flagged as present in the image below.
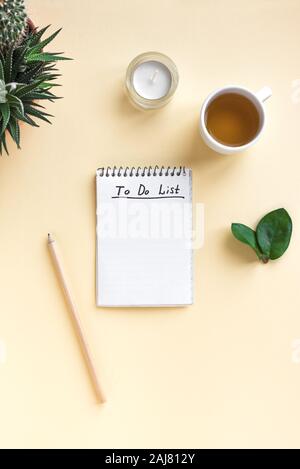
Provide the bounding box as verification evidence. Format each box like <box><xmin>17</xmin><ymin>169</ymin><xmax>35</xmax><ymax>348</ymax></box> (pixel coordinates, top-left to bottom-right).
<box><xmin>150</xmin><ymin>69</ymin><xmax>159</xmax><ymax>84</ymax></box>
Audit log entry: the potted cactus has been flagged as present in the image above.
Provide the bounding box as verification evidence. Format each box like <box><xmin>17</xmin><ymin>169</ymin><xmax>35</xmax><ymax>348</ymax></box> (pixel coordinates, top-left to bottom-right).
<box><xmin>0</xmin><ymin>0</ymin><xmax>70</xmax><ymax>154</ymax></box>
<box><xmin>0</xmin><ymin>0</ymin><xmax>27</xmax><ymax>51</ymax></box>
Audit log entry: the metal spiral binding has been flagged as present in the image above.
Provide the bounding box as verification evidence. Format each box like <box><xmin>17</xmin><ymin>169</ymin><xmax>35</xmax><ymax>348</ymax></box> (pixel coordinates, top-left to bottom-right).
<box><xmin>97</xmin><ymin>166</ymin><xmax>186</xmax><ymax>177</ymax></box>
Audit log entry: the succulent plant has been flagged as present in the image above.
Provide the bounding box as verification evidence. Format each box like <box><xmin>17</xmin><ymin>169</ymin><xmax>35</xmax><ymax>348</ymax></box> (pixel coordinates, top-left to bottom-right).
<box><xmin>0</xmin><ymin>25</ymin><xmax>70</xmax><ymax>154</ymax></box>
<box><xmin>0</xmin><ymin>0</ymin><xmax>28</xmax><ymax>53</ymax></box>
<box><xmin>0</xmin><ymin>79</ymin><xmax>7</xmax><ymax>103</ymax></box>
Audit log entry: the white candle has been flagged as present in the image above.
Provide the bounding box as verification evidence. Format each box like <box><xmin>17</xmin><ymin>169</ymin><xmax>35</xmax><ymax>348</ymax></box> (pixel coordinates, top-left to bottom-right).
<box><xmin>132</xmin><ymin>61</ymin><xmax>172</xmax><ymax>100</ymax></box>
<box><xmin>126</xmin><ymin>52</ymin><xmax>179</xmax><ymax>110</ymax></box>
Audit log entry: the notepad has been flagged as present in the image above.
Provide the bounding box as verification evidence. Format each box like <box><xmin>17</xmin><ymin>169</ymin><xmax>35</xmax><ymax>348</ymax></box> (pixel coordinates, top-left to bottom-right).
<box><xmin>96</xmin><ymin>166</ymin><xmax>193</xmax><ymax>307</ymax></box>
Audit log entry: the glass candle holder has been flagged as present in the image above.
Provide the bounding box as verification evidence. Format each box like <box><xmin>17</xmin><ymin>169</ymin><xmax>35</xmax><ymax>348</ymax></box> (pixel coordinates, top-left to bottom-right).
<box><xmin>125</xmin><ymin>52</ymin><xmax>179</xmax><ymax>110</ymax></box>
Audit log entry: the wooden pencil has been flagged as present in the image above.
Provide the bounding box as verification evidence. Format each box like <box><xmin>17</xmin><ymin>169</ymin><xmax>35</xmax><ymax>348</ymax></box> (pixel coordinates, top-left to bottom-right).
<box><xmin>48</xmin><ymin>233</ymin><xmax>105</xmax><ymax>403</ymax></box>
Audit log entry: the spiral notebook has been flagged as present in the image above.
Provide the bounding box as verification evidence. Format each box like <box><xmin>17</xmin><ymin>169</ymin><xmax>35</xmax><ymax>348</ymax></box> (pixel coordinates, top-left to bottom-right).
<box><xmin>96</xmin><ymin>166</ymin><xmax>193</xmax><ymax>307</ymax></box>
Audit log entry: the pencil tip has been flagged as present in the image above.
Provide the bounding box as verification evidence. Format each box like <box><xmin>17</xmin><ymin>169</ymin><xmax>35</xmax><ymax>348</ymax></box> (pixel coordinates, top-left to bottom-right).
<box><xmin>48</xmin><ymin>233</ymin><xmax>54</xmax><ymax>243</ymax></box>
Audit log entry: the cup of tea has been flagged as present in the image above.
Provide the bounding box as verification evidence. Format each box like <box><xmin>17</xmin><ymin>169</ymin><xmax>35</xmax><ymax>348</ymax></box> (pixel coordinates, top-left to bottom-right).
<box><xmin>199</xmin><ymin>85</ymin><xmax>272</xmax><ymax>154</ymax></box>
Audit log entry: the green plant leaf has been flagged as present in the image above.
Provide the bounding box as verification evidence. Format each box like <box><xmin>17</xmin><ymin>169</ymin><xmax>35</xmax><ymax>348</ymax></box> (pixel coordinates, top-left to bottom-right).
<box><xmin>4</xmin><ymin>47</ymin><xmax>13</xmax><ymax>83</ymax></box>
<box><xmin>26</xmin><ymin>52</ymin><xmax>71</xmax><ymax>63</ymax></box>
<box><xmin>7</xmin><ymin>94</ymin><xmax>24</xmax><ymax>114</ymax></box>
<box><xmin>39</xmin><ymin>82</ymin><xmax>61</xmax><ymax>89</ymax></box>
<box><xmin>8</xmin><ymin>118</ymin><xmax>20</xmax><ymax>148</ymax></box>
<box><xmin>23</xmin><ymin>91</ymin><xmax>62</xmax><ymax>101</ymax></box>
<box><xmin>0</xmin><ymin>51</ymin><xmax>5</xmax><ymax>67</ymax></box>
<box><xmin>11</xmin><ymin>46</ymin><xmax>28</xmax><ymax>80</ymax></box>
<box><xmin>231</xmin><ymin>223</ymin><xmax>264</xmax><ymax>260</ymax></box>
<box><xmin>256</xmin><ymin>208</ymin><xmax>292</xmax><ymax>260</ymax></box>
<box><xmin>11</xmin><ymin>109</ymin><xmax>39</xmax><ymax>127</ymax></box>
<box><xmin>25</xmin><ymin>105</ymin><xmax>53</xmax><ymax>124</ymax></box>
<box><xmin>3</xmin><ymin>133</ymin><xmax>8</xmax><ymax>154</ymax></box>
<box><xmin>0</xmin><ymin>102</ymin><xmax>10</xmax><ymax>134</ymax></box>
<box><xmin>17</xmin><ymin>62</ymin><xmax>44</xmax><ymax>83</ymax></box>
<box><xmin>0</xmin><ymin>131</ymin><xmax>9</xmax><ymax>156</ymax></box>
<box><xmin>14</xmin><ymin>79</ymin><xmax>45</xmax><ymax>98</ymax></box>
<box><xmin>26</xmin><ymin>25</ymin><xmax>50</xmax><ymax>46</ymax></box>
<box><xmin>27</xmin><ymin>29</ymin><xmax>62</xmax><ymax>55</ymax></box>
<box><xmin>0</xmin><ymin>79</ymin><xmax>7</xmax><ymax>103</ymax></box>
<box><xmin>0</xmin><ymin>59</ymin><xmax>4</xmax><ymax>81</ymax></box>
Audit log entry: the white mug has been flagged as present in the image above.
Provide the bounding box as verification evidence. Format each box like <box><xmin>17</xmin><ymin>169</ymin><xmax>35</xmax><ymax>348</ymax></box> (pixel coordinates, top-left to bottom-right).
<box><xmin>199</xmin><ymin>85</ymin><xmax>272</xmax><ymax>155</ymax></box>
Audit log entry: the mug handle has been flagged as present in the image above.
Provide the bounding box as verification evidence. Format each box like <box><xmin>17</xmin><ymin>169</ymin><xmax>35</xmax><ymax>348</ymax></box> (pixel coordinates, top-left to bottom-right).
<box><xmin>255</xmin><ymin>86</ymin><xmax>272</xmax><ymax>102</ymax></box>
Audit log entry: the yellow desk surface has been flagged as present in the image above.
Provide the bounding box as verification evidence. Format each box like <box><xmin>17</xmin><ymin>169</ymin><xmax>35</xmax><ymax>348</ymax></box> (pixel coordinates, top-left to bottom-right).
<box><xmin>1</xmin><ymin>0</ymin><xmax>300</xmax><ymax>449</ymax></box>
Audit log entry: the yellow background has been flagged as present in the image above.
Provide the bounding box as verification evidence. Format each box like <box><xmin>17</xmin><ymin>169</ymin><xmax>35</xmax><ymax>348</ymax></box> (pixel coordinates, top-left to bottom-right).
<box><xmin>0</xmin><ymin>0</ymin><xmax>300</xmax><ymax>449</ymax></box>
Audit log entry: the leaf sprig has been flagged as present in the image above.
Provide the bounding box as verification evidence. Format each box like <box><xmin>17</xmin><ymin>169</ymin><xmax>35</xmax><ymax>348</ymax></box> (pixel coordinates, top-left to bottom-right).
<box><xmin>231</xmin><ymin>208</ymin><xmax>292</xmax><ymax>263</ymax></box>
